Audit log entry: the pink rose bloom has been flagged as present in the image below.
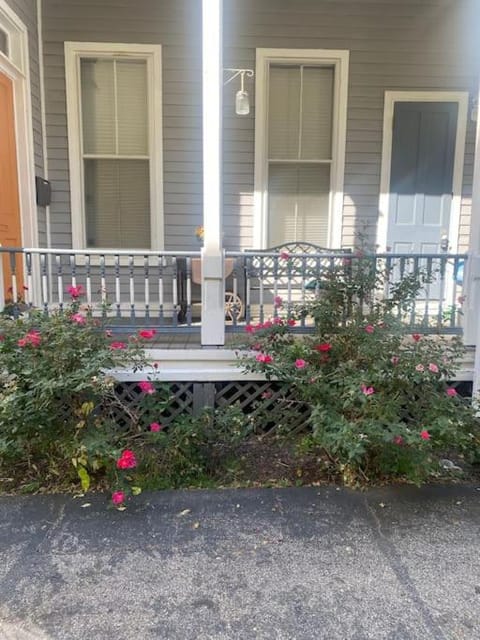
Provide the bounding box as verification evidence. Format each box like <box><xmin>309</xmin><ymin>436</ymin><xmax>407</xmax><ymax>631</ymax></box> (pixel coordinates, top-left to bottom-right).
<box><xmin>261</xmin><ymin>391</ymin><xmax>273</xmax><ymax>399</ymax></box>
<box><xmin>365</xmin><ymin>325</ymin><xmax>374</xmax><ymax>334</ymax></box>
<box><xmin>428</xmin><ymin>363</ymin><xmax>439</xmax><ymax>373</ymax></box>
<box><xmin>27</xmin><ymin>331</ymin><xmax>41</xmax><ymax>347</ymax></box>
<box><xmin>18</xmin><ymin>331</ymin><xmax>41</xmax><ymax>348</ymax></box>
<box><xmin>245</xmin><ymin>324</ymin><xmax>255</xmax><ymax>334</ymax></box>
<box><xmin>139</xmin><ymin>329</ymin><xmax>156</xmax><ymax>339</ymax></box>
<box><xmin>110</xmin><ymin>342</ymin><xmax>126</xmax><ymax>350</ymax></box>
<box><xmin>272</xmin><ymin>316</ymin><xmax>283</xmax><ymax>325</ymax></box>
<box><xmin>71</xmin><ymin>313</ymin><xmax>86</xmax><ymax>325</ymax></box>
<box><xmin>138</xmin><ymin>381</ymin><xmax>155</xmax><ymax>394</ymax></box>
<box><xmin>446</xmin><ymin>387</ymin><xmax>458</xmax><ymax>397</ymax></box>
<box><xmin>315</xmin><ymin>343</ymin><xmax>332</xmax><ymax>353</ymax></box>
<box><xmin>274</xmin><ymin>296</ymin><xmax>283</xmax><ymax>308</ymax></box>
<box><xmin>116</xmin><ymin>450</ymin><xmax>137</xmax><ymax>470</ymax></box>
<box><xmin>393</xmin><ymin>435</ymin><xmax>404</xmax><ymax>446</ymax></box>
<box><xmin>412</xmin><ymin>333</ymin><xmax>422</xmax><ymax>342</ymax></box>
<box><xmin>287</xmin><ymin>319</ymin><xmax>296</xmax><ymax>327</ymax></box>
<box><xmin>67</xmin><ymin>284</ymin><xmax>84</xmax><ymax>299</ymax></box>
<box><xmin>279</xmin><ymin>251</ymin><xmax>289</xmax><ymax>260</ymax></box>
<box><xmin>361</xmin><ymin>384</ymin><xmax>375</xmax><ymax>396</ymax></box>
<box><xmin>256</xmin><ymin>353</ymin><xmax>273</xmax><ymax>364</ymax></box>
<box><xmin>149</xmin><ymin>422</ymin><xmax>163</xmax><ymax>432</ymax></box>
<box><xmin>295</xmin><ymin>359</ymin><xmax>307</xmax><ymax>369</ymax></box>
<box><xmin>263</xmin><ymin>320</ymin><xmax>273</xmax><ymax>329</ymax></box>
<box><xmin>415</xmin><ymin>364</ymin><xmax>425</xmax><ymax>372</ymax></box>
<box><xmin>420</xmin><ymin>430</ymin><xmax>431</xmax><ymax>441</ymax></box>
<box><xmin>111</xmin><ymin>491</ymin><xmax>126</xmax><ymax>506</ymax></box>
<box><xmin>391</xmin><ymin>356</ymin><xmax>399</xmax><ymax>366</ymax></box>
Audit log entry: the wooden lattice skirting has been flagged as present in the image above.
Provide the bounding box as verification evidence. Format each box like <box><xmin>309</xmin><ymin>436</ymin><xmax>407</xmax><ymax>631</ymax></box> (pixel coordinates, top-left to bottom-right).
<box><xmin>112</xmin><ymin>380</ymin><xmax>311</xmax><ymax>432</ymax></box>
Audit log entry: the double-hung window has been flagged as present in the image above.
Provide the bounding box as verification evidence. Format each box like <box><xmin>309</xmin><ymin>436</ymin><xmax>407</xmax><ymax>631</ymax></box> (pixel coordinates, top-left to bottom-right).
<box><xmin>254</xmin><ymin>49</ymin><xmax>349</xmax><ymax>248</ymax></box>
<box><xmin>65</xmin><ymin>43</ymin><xmax>163</xmax><ymax>249</ymax></box>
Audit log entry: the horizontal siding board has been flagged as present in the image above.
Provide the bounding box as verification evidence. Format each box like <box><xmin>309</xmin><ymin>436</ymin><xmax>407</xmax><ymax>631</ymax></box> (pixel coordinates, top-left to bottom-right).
<box><xmin>41</xmin><ymin>0</ymin><xmax>478</xmax><ymax>253</ymax></box>
<box><xmin>5</xmin><ymin>0</ymin><xmax>47</xmax><ymax>246</ymax></box>
<box><xmin>42</xmin><ymin>0</ymin><xmax>202</xmax><ymax>249</ymax></box>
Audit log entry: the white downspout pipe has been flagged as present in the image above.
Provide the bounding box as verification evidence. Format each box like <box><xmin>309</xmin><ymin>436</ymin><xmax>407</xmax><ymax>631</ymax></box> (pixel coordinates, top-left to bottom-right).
<box><xmin>201</xmin><ymin>0</ymin><xmax>225</xmax><ymax>347</ymax></box>
<box><xmin>466</xmin><ymin>83</ymin><xmax>480</xmax><ymax>398</ymax></box>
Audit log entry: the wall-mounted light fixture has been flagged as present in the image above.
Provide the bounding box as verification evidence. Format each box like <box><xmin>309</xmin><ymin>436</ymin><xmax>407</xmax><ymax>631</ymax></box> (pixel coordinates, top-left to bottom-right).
<box><xmin>224</xmin><ymin>68</ymin><xmax>254</xmax><ymax>115</ymax></box>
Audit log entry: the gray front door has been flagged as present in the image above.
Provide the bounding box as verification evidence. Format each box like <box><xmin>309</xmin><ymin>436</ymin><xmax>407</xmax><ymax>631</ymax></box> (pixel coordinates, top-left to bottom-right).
<box><xmin>387</xmin><ymin>101</ymin><xmax>458</xmax><ymax>254</ymax></box>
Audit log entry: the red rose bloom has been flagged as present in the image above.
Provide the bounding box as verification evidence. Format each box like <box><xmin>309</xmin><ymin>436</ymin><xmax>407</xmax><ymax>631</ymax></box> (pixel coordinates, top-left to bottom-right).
<box><xmin>116</xmin><ymin>450</ymin><xmax>137</xmax><ymax>470</ymax></box>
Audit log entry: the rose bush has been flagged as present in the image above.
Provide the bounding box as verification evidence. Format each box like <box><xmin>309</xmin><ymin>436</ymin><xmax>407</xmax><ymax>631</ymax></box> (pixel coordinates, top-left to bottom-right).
<box><xmin>0</xmin><ymin>293</ymin><xmax>153</xmax><ymax>500</ymax></box>
<box><xmin>0</xmin><ymin>294</ymin><xmax>254</xmax><ymax>505</ymax></box>
<box><xmin>240</xmin><ymin>253</ymin><xmax>480</xmax><ymax>485</ymax></box>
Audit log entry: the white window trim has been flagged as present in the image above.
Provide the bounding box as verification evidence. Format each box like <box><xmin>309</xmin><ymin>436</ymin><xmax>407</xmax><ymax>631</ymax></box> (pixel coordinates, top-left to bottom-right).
<box><xmin>65</xmin><ymin>42</ymin><xmax>164</xmax><ymax>250</ymax></box>
<box><xmin>377</xmin><ymin>91</ymin><xmax>468</xmax><ymax>253</ymax></box>
<box><xmin>253</xmin><ymin>48</ymin><xmax>349</xmax><ymax>249</ymax></box>
<box><xmin>0</xmin><ymin>0</ymin><xmax>38</xmax><ymax>250</ymax></box>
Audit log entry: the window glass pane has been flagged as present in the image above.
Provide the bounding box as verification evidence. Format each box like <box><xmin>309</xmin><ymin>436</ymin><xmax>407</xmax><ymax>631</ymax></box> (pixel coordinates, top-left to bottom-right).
<box><xmin>268</xmin><ymin>66</ymin><xmax>300</xmax><ymax>159</ymax></box>
<box><xmin>117</xmin><ymin>60</ymin><xmax>148</xmax><ymax>155</ymax></box>
<box><xmin>81</xmin><ymin>59</ymin><xmax>115</xmax><ymax>154</ymax></box>
<box><xmin>268</xmin><ymin>163</ymin><xmax>330</xmax><ymax>246</ymax></box>
<box><xmin>301</xmin><ymin>67</ymin><xmax>333</xmax><ymax>160</ymax></box>
<box><xmin>84</xmin><ymin>159</ymin><xmax>150</xmax><ymax>248</ymax></box>
<box><xmin>0</xmin><ymin>29</ymin><xmax>8</xmax><ymax>56</ymax></box>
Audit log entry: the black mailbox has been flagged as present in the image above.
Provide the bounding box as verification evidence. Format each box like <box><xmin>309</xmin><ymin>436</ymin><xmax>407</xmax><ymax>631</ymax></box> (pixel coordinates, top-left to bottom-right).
<box><xmin>35</xmin><ymin>176</ymin><xmax>51</xmax><ymax>207</ymax></box>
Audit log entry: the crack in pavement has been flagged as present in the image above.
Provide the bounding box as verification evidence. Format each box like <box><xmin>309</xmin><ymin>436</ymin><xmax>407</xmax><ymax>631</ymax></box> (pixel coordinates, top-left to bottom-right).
<box><xmin>363</xmin><ymin>495</ymin><xmax>447</xmax><ymax>640</ymax></box>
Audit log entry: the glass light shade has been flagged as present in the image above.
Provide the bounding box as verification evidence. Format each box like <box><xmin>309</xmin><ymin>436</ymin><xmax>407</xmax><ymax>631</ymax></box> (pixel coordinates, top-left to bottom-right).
<box><xmin>235</xmin><ymin>89</ymin><xmax>250</xmax><ymax>115</ymax></box>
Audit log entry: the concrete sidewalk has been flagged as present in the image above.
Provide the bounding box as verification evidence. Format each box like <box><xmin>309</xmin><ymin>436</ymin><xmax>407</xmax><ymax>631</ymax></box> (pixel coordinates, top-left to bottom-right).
<box><xmin>0</xmin><ymin>485</ymin><xmax>479</xmax><ymax>640</ymax></box>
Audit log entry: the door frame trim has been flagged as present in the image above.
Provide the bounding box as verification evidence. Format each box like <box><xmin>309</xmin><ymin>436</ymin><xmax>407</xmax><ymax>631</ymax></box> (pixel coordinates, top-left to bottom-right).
<box><xmin>377</xmin><ymin>91</ymin><xmax>468</xmax><ymax>253</ymax></box>
<box><xmin>0</xmin><ymin>0</ymin><xmax>38</xmax><ymax>250</ymax></box>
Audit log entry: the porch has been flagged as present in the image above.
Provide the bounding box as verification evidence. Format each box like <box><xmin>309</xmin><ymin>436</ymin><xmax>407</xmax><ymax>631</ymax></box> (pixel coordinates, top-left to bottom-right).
<box><xmin>0</xmin><ymin>245</ymin><xmax>476</xmax><ymax>391</ymax></box>
<box><xmin>0</xmin><ymin>245</ymin><xmax>468</xmax><ymax>339</ymax></box>
<box><xmin>0</xmin><ymin>0</ymin><xmax>480</xmax><ymax>390</ymax></box>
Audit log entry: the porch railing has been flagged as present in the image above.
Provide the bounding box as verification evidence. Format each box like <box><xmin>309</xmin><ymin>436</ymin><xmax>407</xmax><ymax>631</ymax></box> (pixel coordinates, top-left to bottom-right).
<box><xmin>0</xmin><ymin>247</ymin><xmax>467</xmax><ymax>337</ymax></box>
<box><xmin>0</xmin><ymin>248</ymin><xmax>202</xmax><ymax>333</ymax></box>
<box><xmin>224</xmin><ymin>251</ymin><xmax>467</xmax><ymax>335</ymax></box>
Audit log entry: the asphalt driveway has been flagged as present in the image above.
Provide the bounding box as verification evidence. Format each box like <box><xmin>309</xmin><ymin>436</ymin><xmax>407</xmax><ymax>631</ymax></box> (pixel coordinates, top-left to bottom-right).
<box><xmin>0</xmin><ymin>485</ymin><xmax>479</xmax><ymax>639</ymax></box>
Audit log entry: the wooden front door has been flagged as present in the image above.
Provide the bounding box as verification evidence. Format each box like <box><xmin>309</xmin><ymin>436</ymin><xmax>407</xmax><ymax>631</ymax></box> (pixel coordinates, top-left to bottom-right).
<box><xmin>0</xmin><ymin>71</ymin><xmax>23</xmax><ymax>297</ymax></box>
<box><xmin>387</xmin><ymin>101</ymin><xmax>458</xmax><ymax>254</ymax></box>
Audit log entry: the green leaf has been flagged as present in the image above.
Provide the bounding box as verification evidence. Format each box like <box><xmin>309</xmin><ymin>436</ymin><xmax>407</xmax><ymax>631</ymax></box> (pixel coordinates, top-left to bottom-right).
<box><xmin>131</xmin><ymin>486</ymin><xmax>142</xmax><ymax>496</ymax></box>
<box><xmin>77</xmin><ymin>465</ymin><xmax>90</xmax><ymax>493</ymax></box>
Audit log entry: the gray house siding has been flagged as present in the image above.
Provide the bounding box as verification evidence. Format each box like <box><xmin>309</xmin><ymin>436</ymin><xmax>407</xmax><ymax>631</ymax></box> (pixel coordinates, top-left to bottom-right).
<box><xmin>223</xmin><ymin>0</ymin><xmax>480</xmax><ymax>251</ymax></box>
<box><xmin>5</xmin><ymin>0</ymin><xmax>46</xmax><ymax>245</ymax></box>
<box><xmin>41</xmin><ymin>0</ymin><xmax>479</xmax><ymax>253</ymax></box>
<box><xmin>42</xmin><ymin>0</ymin><xmax>202</xmax><ymax>251</ymax></box>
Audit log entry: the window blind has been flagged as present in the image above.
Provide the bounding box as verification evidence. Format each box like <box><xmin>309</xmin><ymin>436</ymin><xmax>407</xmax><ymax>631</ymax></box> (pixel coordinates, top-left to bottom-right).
<box><xmin>268</xmin><ymin>164</ymin><xmax>330</xmax><ymax>246</ymax></box>
<box><xmin>85</xmin><ymin>159</ymin><xmax>150</xmax><ymax>249</ymax></box>
<box><xmin>266</xmin><ymin>64</ymin><xmax>334</xmax><ymax>246</ymax></box>
<box><xmin>80</xmin><ymin>58</ymin><xmax>150</xmax><ymax>248</ymax></box>
<box><xmin>268</xmin><ymin>65</ymin><xmax>333</xmax><ymax>161</ymax></box>
<box><xmin>0</xmin><ymin>29</ymin><xmax>8</xmax><ymax>56</ymax></box>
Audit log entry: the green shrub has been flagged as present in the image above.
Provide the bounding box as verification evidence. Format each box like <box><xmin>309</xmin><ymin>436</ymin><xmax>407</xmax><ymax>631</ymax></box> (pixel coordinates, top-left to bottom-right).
<box><xmin>240</xmin><ymin>254</ymin><xmax>480</xmax><ymax>485</ymax></box>
<box><xmin>136</xmin><ymin>404</ymin><xmax>252</xmax><ymax>489</ymax></box>
<box><xmin>0</xmin><ymin>297</ymin><xmax>148</xmax><ymax>498</ymax></box>
<box><xmin>0</xmin><ymin>299</ymin><xmax>254</xmax><ymax>502</ymax></box>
